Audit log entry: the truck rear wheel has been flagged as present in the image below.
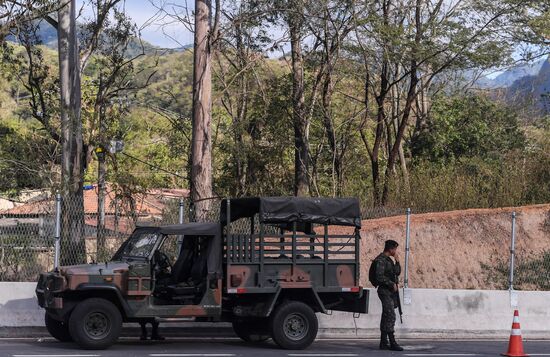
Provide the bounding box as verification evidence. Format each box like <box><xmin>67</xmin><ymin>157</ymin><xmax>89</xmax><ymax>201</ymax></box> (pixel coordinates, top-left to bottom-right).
<box><xmin>45</xmin><ymin>312</ymin><xmax>72</xmax><ymax>342</ymax></box>
<box><xmin>68</xmin><ymin>298</ymin><xmax>122</xmax><ymax>350</ymax></box>
<box><xmin>270</xmin><ymin>301</ymin><xmax>318</xmax><ymax>350</ymax></box>
<box><xmin>232</xmin><ymin>318</ymin><xmax>270</xmax><ymax>343</ymax></box>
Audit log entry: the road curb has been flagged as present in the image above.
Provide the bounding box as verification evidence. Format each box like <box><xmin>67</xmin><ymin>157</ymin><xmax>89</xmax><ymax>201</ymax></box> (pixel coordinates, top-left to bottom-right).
<box><xmin>0</xmin><ymin>326</ymin><xmax>236</xmax><ymax>339</ymax></box>
<box><xmin>3</xmin><ymin>327</ymin><xmax>550</xmax><ymax>340</ymax></box>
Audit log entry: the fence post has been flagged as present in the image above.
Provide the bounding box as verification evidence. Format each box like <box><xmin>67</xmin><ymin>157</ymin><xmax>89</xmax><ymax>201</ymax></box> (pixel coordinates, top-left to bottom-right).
<box><xmin>509</xmin><ymin>211</ymin><xmax>516</xmax><ymax>290</ymax></box>
<box><xmin>176</xmin><ymin>198</ymin><xmax>185</xmax><ymax>254</ymax></box>
<box><xmin>404</xmin><ymin>208</ymin><xmax>411</xmax><ymax>288</ymax></box>
<box><xmin>403</xmin><ymin>208</ymin><xmax>412</xmax><ymax>305</ymax></box>
<box><xmin>509</xmin><ymin>211</ymin><xmax>518</xmax><ymax>307</ymax></box>
<box><xmin>54</xmin><ymin>193</ymin><xmax>62</xmax><ymax>271</ymax></box>
<box><xmin>178</xmin><ymin>198</ymin><xmax>185</xmax><ymax>224</ymax></box>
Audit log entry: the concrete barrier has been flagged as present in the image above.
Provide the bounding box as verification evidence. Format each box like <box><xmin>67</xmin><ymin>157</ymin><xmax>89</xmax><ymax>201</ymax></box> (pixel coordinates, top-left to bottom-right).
<box><xmin>0</xmin><ymin>282</ymin><xmax>44</xmax><ymax>327</ymax></box>
<box><xmin>1</xmin><ymin>283</ymin><xmax>548</xmax><ymax>339</ymax></box>
<box><xmin>319</xmin><ymin>288</ymin><xmax>550</xmax><ymax>339</ymax></box>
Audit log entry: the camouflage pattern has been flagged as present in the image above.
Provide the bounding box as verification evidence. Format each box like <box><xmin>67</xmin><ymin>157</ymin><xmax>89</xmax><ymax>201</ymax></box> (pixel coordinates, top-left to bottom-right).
<box><xmin>378</xmin><ymin>289</ymin><xmax>396</xmax><ymax>333</ymax></box>
<box><xmin>227</xmin><ymin>263</ymin><xmax>357</xmax><ymax>291</ymax></box>
<box><xmin>373</xmin><ymin>253</ymin><xmax>401</xmax><ymax>333</ymax></box>
<box><xmin>225</xmin><ymin>228</ymin><xmax>361</xmax><ymax>293</ymax></box>
<box><xmin>36</xmin><ymin>258</ymin><xmax>222</xmax><ymax>320</ymax></box>
<box><xmin>36</xmin><ymin>221</ymin><xmax>365</xmax><ymax>325</ymax></box>
<box><xmin>373</xmin><ymin>253</ymin><xmax>401</xmax><ymax>290</ymax></box>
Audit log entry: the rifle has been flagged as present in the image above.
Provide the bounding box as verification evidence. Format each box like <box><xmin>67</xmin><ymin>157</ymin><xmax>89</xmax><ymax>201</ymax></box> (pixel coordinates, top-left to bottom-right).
<box><xmin>395</xmin><ymin>280</ymin><xmax>403</xmax><ymax>324</ymax></box>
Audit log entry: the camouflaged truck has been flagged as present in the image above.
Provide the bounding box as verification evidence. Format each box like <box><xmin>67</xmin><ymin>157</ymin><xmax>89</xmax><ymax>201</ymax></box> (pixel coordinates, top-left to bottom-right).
<box><xmin>36</xmin><ymin>197</ymin><xmax>368</xmax><ymax>350</ymax></box>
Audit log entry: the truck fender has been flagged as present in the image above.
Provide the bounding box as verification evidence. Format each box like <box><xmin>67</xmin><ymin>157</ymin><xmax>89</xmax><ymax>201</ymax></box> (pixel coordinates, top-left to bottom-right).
<box><xmin>74</xmin><ymin>283</ymin><xmax>131</xmax><ymax>317</ymax></box>
<box><xmin>264</xmin><ymin>288</ymin><xmax>327</xmax><ymax>317</ymax></box>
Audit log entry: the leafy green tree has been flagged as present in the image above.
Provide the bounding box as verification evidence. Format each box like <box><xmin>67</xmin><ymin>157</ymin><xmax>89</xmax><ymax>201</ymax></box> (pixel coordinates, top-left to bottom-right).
<box><xmin>412</xmin><ymin>94</ymin><xmax>525</xmax><ymax>161</ymax></box>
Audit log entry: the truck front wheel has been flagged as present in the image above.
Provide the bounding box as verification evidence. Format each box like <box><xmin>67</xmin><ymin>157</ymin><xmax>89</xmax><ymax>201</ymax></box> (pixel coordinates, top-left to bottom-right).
<box><xmin>68</xmin><ymin>298</ymin><xmax>122</xmax><ymax>350</ymax></box>
<box><xmin>232</xmin><ymin>318</ymin><xmax>270</xmax><ymax>342</ymax></box>
<box><xmin>270</xmin><ymin>301</ymin><xmax>318</xmax><ymax>350</ymax></box>
<box><xmin>45</xmin><ymin>312</ymin><xmax>72</xmax><ymax>342</ymax></box>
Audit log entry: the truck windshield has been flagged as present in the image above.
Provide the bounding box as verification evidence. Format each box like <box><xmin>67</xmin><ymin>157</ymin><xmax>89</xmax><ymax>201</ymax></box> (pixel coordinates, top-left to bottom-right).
<box><xmin>117</xmin><ymin>232</ymin><xmax>160</xmax><ymax>259</ymax></box>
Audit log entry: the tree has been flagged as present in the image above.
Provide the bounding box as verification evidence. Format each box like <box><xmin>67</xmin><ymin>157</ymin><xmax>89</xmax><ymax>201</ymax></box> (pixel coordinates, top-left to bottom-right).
<box><xmin>190</xmin><ymin>0</ymin><xmax>219</xmax><ymax>220</ymax></box>
<box><xmin>307</xmin><ymin>0</ymin><xmax>356</xmax><ymax>196</ymax></box>
<box><xmin>0</xmin><ymin>0</ymin><xmax>56</xmax><ymax>39</ymax></box>
<box><xmin>87</xmin><ymin>7</ymin><xmax>153</xmax><ymax>259</ymax></box>
<box><xmin>57</xmin><ymin>0</ymin><xmax>86</xmax><ymax>264</ymax></box>
<box><xmin>3</xmin><ymin>0</ymin><xmax>133</xmax><ymax>263</ymax></box>
<box><xmin>411</xmin><ymin>94</ymin><xmax>525</xmax><ymax>161</ymax></box>
<box><xmin>350</xmin><ymin>0</ymin><xmax>526</xmax><ymax>205</ymax></box>
<box><xmin>286</xmin><ymin>0</ymin><xmax>308</xmax><ymax>196</ymax></box>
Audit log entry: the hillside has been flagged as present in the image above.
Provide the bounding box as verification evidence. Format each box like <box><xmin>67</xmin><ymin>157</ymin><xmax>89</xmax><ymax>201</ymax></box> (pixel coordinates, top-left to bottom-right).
<box><xmin>356</xmin><ymin>204</ymin><xmax>550</xmax><ymax>290</ymax></box>
<box><xmin>478</xmin><ymin>58</ymin><xmax>547</xmax><ymax>89</ymax></box>
<box><xmin>507</xmin><ymin>59</ymin><xmax>550</xmax><ymax>113</ymax></box>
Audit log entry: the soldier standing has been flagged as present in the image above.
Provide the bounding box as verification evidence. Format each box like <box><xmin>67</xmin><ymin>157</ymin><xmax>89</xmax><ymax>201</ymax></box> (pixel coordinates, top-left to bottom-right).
<box><xmin>374</xmin><ymin>239</ymin><xmax>403</xmax><ymax>351</ymax></box>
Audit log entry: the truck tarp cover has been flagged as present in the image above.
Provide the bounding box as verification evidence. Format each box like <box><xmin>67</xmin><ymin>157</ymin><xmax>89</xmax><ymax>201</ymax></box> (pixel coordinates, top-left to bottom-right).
<box><xmin>221</xmin><ymin>197</ymin><xmax>361</xmax><ymax>228</ymax></box>
<box><xmin>158</xmin><ymin>223</ymin><xmax>222</xmax><ymax>280</ymax></box>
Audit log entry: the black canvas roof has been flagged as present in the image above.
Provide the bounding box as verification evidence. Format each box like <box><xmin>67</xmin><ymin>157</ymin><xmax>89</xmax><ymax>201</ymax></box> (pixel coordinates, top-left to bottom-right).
<box><xmin>221</xmin><ymin>197</ymin><xmax>361</xmax><ymax>228</ymax></box>
<box><xmin>159</xmin><ymin>222</ymin><xmax>220</xmax><ymax>236</ymax></box>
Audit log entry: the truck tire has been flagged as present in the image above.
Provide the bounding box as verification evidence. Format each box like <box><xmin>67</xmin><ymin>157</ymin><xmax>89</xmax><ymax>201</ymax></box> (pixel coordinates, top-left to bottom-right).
<box><xmin>232</xmin><ymin>319</ymin><xmax>270</xmax><ymax>342</ymax></box>
<box><xmin>68</xmin><ymin>298</ymin><xmax>122</xmax><ymax>350</ymax></box>
<box><xmin>269</xmin><ymin>301</ymin><xmax>318</xmax><ymax>350</ymax></box>
<box><xmin>45</xmin><ymin>312</ymin><xmax>72</xmax><ymax>342</ymax></box>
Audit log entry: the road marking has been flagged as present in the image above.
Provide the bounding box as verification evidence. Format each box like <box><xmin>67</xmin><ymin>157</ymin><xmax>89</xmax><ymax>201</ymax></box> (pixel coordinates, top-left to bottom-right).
<box><xmin>404</xmin><ymin>354</ymin><xmax>478</xmax><ymax>357</ymax></box>
<box><xmin>529</xmin><ymin>355</ymin><xmax>550</xmax><ymax>356</ymax></box>
<box><xmin>13</xmin><ymin>355</ymin><xmax>101</xmax><ymax>357</ymax></box>
<box><xmin>288</xmin><ymin>354</ymin><xmax>359</xmax><ymax>357</ymax></box>
<box><xmin>403</xmin><ymin>345</ymin><xmax>436</xmax><ymax>351</ymax></box>
<box><xmin>149</xmin><ymin>354</ymin><xmax>236</xmax><ymax>357</ymax></box>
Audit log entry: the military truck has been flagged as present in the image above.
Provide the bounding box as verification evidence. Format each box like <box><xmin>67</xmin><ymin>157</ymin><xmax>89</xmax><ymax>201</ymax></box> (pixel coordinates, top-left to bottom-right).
<box><xmin>36</xmin><ymin>197</ymin><xmax>368</xmax><ymax>350</ymax></box>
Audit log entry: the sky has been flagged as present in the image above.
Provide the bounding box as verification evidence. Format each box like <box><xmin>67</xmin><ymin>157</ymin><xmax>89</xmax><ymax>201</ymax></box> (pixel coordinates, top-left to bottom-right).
<box><xmin>76</xmin><ymin>0</ymin><xmax>194</xmax><ymax>48</ymax></box>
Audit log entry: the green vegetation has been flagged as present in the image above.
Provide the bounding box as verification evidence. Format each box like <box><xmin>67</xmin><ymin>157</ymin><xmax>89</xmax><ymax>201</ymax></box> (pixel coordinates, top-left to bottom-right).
<box><xmin>1</xmin><ymin>45</ymin><xmax>549</xmax><ymax>210</ymax></box>
<box><xmin>0</xmin><ymin>0</ymin><xmax>549</xmax><ymax>213</ymax></box>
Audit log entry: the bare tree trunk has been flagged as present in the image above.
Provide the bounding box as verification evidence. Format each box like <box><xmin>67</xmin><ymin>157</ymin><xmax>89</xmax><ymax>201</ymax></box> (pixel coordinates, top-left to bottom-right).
<box><xmin>288</xmin><ymin>5</ymin><xmax>309</xmax><ymax>196</ymax></box>
<box><xmin>371</xmin><ymin>60</ymin><xmax>389</xmax><ymax>206</ymax></box>
<box><xmin>97</xmin><ymin>150</ymin><xmax>106</xmax><ymax>259</ymax></box>
<box><xmin>58</xmin><ymin>0</ymin><xmax>85</xmax><ymax>265</ymax></box>
<box><xmin>321</xmin><ymin>62</ymin><xmax>341</xmax><ymax>197</ymax></box>
<box><xmin>96</xmin><ymin>100</ymin><xmax>107</xmax><ymax>260</ymax></box>
<box><xmin>381</xmin><ymin>0</ymin><xmax>422</xmax><ymax>205</ymax></box>
<box><xmin>234</xmin><ymin>18</ymin><xmax>248</xmax><ymax>195</ymax></box>
<box><xmin>391</xmin><ymin>67</ymin><xmax>410</xmax><ymax>194</ymax></box>
<box><xmin>190</xmin><ymin>0</ymin><xmax>213</xmax><ymax>220</ymax></box>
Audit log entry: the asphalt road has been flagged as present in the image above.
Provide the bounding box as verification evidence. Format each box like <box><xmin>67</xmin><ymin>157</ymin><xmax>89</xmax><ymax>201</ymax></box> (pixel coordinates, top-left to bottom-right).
<box><xmin>0</xmin><ymin>337</ymin><xmax>549</xmax><ymax>357</ymax></box>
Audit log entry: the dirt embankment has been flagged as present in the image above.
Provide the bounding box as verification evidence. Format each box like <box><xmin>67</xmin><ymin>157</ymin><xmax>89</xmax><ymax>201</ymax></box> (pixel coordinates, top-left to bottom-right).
<box><xmin>357</xmin><ymin>204</ymin><xmax>550</xmax><ymax>289</ymax></box>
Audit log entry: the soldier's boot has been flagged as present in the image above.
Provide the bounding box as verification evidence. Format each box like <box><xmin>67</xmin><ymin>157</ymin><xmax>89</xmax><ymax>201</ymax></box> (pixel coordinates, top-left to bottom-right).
<box><xmin>388</xmin><ymin>332</ymin><xmax>404</xmax><ymax>351</ymax></box>
<box><xmin>139</xmin><ymin>323</ymin><xmax>148</xmax><ymax>341</ymax></box>
<box><xmin>379</xmin><ymin>332</ymin><xmax>390</xmax><ymax>350</ymax></box>
<box><xmin>151</xmin><ymin>322</ymin><xmax>165</xmax><ymax>341</ymax></box>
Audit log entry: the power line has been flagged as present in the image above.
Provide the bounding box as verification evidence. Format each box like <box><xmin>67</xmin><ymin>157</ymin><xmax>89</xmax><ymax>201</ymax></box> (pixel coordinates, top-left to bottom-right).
<box><xmin>120</xmin><ymin>152</ymin><xmax>187</xmax><ymax>180</ymax></box>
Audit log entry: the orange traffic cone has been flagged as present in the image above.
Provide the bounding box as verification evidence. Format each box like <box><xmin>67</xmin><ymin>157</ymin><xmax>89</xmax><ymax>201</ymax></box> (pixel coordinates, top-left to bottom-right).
<box><xmin>502</xmin><ymin>310</ymin><xmax>529</xmax><ymax>357</ymax></box>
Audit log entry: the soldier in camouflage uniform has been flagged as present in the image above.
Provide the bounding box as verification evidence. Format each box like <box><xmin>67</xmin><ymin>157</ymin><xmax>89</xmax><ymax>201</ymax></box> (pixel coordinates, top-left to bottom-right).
<box><xmin>374</xmin><ymin>240</ymin><xmax>403</xmax><ymax>351</ymax></box>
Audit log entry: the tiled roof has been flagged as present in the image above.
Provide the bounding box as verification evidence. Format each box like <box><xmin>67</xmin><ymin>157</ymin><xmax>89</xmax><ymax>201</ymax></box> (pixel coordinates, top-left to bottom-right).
<box><xmin>0</xmin><ymin>185</ymin><xmax>189</xmax><ymax>216</ymax></box>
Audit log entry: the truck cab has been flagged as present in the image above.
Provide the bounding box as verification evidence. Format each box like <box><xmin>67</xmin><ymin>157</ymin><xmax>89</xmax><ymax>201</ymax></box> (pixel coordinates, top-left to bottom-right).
<box><xmin>36</xmin><ymin>197</ymin><xmax>368</xmax><ymax>350</ymax></box>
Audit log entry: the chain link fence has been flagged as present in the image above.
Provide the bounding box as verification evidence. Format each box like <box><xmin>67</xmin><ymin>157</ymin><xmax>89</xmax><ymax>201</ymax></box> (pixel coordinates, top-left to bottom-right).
<box><xmin>505</xmin><ymin>211</ymin><xmax>550</xmax><ymax>291</ymax></box>
<box><xmin>0</xmin><ymin>206</ymin><xmax>56</xmax><ymax>282</ymax></box>
<box><xmin>0</xmin><ymin>189</ymin><xmax>195</xmax><ymax>281</ymax></box>
<box><xmin>0</xmin><ymin>191</ymin><xmax>548</xmax><ymax>291</ymax></box>
<box><xmin>401</xmin><ymin>208</ymin><xmax>550</xmax><ymax>291</ymax></box>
